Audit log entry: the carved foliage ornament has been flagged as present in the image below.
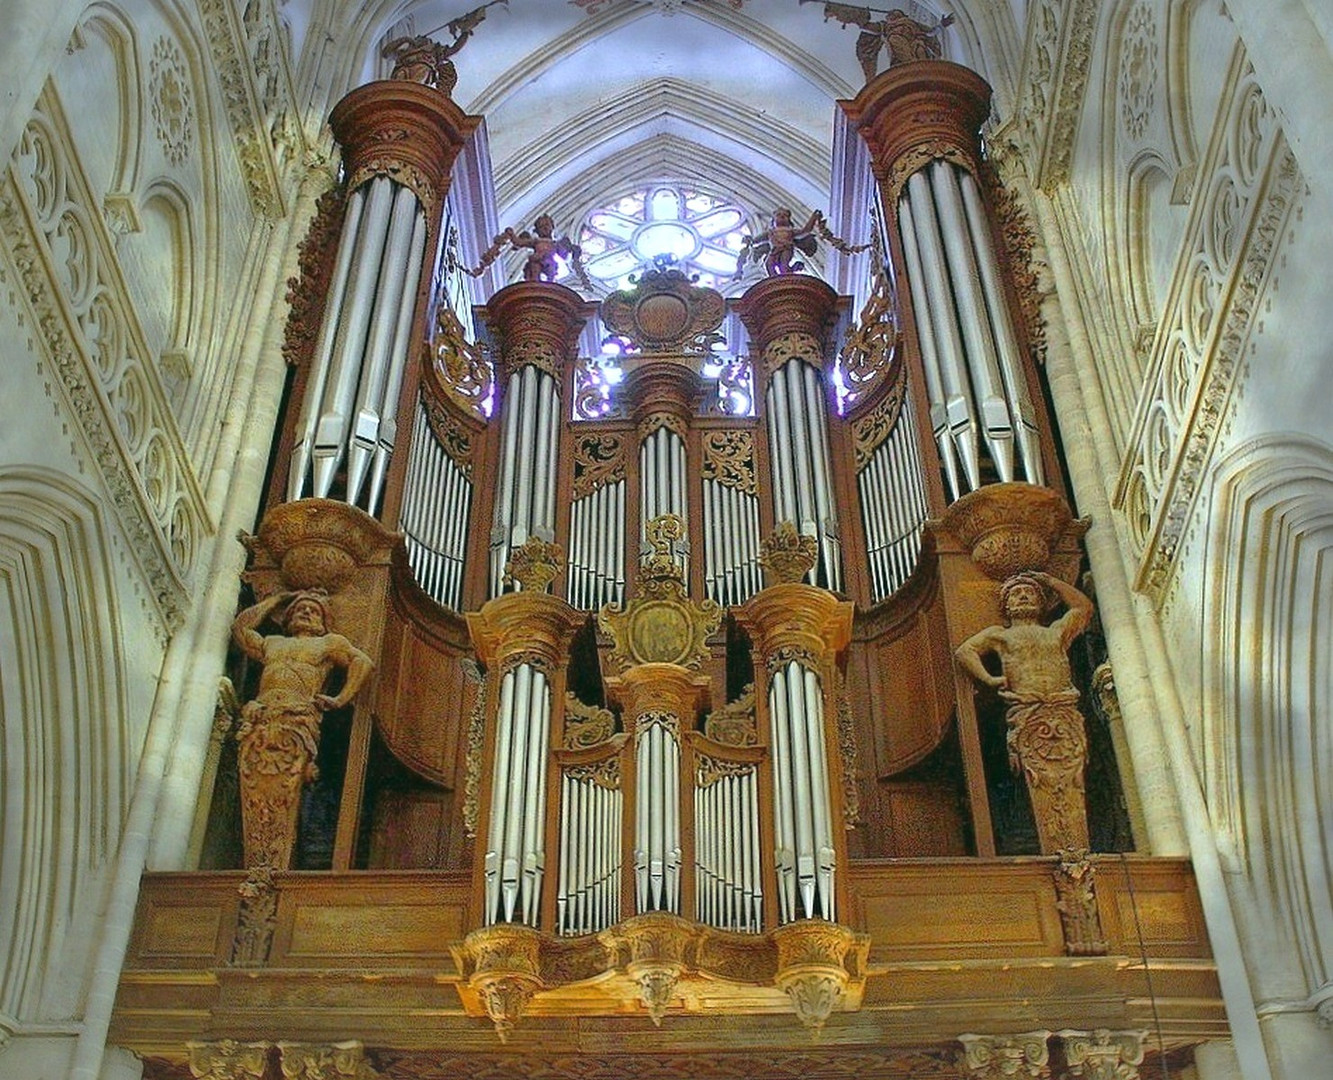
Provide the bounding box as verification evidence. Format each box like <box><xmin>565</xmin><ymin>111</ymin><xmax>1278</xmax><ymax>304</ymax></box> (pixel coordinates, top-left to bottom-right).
<box><xmin>284</xmin><ymin>184</ymin><xmax>346</xmax><ymax>371</ymax></box>
<box><xmin>230</xmin><ymin>865</ymin><xmax>278</xmax><ymax>967</ymax></box>
<box><xmin>461</xmin><ymin>659</ymin><xmax>487</xmax><ymax>839</ymax></box>
<box><xmin>1056</xmin><ymin>1030</ymin><xmax>1146</xmax><ymax>1080</ymax></box>
<box><xmin>851</xmin><ymin>361</ymin><xmax>908</xmax><ymax>470</ymax></box>
<box><xmin>431</xmin><ymin>301</ymin><xmax>493</xmax><ymax>419</ymax></box>
<box><xmin>838</xmin><ymin>231</ymin><xmax>900</xmax><ymax>411</ymax></box>
<box><xmin>187</xmin><ymin>1040</ymin><xmax>268</xmax><ymax>1080</ymax></box>
<box><xmin>1053</xmin><ymin>849</ymin><xmax>1108</xmax><ymax>957</ymax></box>
<box><xmin>502</xmin><ymin>536</ymin><xmax>563</xmax><ymax>592</ymax></box>
<box><xmin>701</xmin><ymin>430</ymin><xmax>756</xmax><ymax>493</ymax></box>
<box><xmin>422</xmin><ymin>391</ymin><xmax>475</xmax><ymax>477</ymax></box>
<box><xmin>759</xmin><ymin>521</ymin><xmax>818</xmax><ymax>585</ymax></box>
<box><xmin>149</xmin><ymin>38</ymin><xmax>193</xmax><ymax>167</ymax></box>
<box><xmin>571</xmin><ymin>432</ymin><xmax>625</xmax><ymax>498</ymax></box>
<box><xmin>563</xmin><ymin>693</ymin><xmax>617</xmax><ymax>748</ymax></box>
<box><xmin>703</xmin><ymin>684</ymin><xmax>757</xmax><ymax>746</ymax></box>
<box><xmin>760</xmin><ymin>330</ymin><xmax>824</xmax><ymax>379</ymax></box>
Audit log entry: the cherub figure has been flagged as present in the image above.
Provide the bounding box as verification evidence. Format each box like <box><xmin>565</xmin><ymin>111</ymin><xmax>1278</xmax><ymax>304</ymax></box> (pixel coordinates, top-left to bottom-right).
<box><xmin>469</xmin><ymin>213</ymin><xmax>591</xmax><ymax>288</ymax></box>
<box><xmin>232</xmin><ymin>589</ymin><xmax>374</xmax><ymax>868</ymax></box>
<box><xmin>807</xmin><ymin>2</ymin><xmax>953</xmax><ymax>82</ymax></box>
<box><xmin>955</xmin><ymin>571</ymin><xmax>1094</xmax><ymax>853</ymax></box>
<box><xmin>733</xmin><ymin>208</ymin><xmax>821</xmax><ymax>279</ymax></box>
<box><xmin>382</xmin><ymin>0</ymin><xmax>508</xmax><ymax>93</ymax></box>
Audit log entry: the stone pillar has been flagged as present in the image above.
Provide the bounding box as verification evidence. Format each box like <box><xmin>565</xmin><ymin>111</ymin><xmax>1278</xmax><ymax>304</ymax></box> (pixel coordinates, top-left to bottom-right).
<box><xmin>480</xmin><ymin>281</ymin><xmax>592</xmax><ymax>599</ymax></box>
<box><xmin>286</xmin><ymin>80</ymin><xmax>479</xmax><ymax>512</ymax></box>
<box><xmin>734</xmin><ymin>275</ymin><xmax>845</xmax><ymax>592</ymax></box>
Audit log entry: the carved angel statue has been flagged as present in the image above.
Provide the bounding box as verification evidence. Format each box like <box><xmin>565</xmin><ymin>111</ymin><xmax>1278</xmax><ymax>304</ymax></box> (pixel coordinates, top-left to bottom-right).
<box><xmin>954</xmin><ymin>571</ymin><xmax>1094</xmax><ymax>854</ymax></box>
<box><xmin>467</xmin><ymin>213</ymin><xmax>592</xmax><ymax>289</ymax></box>
<box><xmin>732</xmin><ymin>207</ymin><xmax>870</xmax><ymax>281</ymax></box>
<box><xmin>382</xmin><ymin>0</ymin><xmax>508</xmax><ymax>92</ymax></box>
<box><xmin>804</xmin><ymin>2</ymin><xmax>953</xmax><ymax>82</ymax></box>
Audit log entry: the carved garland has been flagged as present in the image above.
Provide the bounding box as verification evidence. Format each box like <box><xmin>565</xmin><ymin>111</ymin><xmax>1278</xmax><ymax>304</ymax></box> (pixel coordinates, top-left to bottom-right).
<box><xmin>985</xmin><ymin>168</ymin><xmax>1046</xmax><ymax>366</ymax></box>
<box><xmin>700</xmin><ymin>430</ymin><xmax>756</xmax><ymax>493</ymax></box>
<box><xmin>461</xmin><ymin>661</ymin><xmax>487</xmax><ymax>839</ymax></box>
<box><xmin>283</xmin><ymin>183</ymin><xmax>346</xmax><ymax>370</ymax></box>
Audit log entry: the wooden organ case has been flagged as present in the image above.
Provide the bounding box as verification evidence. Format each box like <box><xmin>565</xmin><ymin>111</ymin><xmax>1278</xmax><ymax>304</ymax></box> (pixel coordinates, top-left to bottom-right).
<box><xmin>114</xmin><ymin>60</ymin><xmax>1227</xmax><ymax>1080</ymax></box>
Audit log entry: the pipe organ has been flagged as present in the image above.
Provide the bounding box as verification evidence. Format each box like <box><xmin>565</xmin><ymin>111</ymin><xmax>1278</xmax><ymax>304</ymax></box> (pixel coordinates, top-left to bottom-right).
<box><xmin>178</xmin><ymin>55</ymin><xmax>1161</xmax><ymax>1048</ymax></box>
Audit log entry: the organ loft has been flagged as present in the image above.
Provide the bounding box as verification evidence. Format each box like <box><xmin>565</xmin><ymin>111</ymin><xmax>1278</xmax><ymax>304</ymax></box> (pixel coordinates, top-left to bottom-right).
<box><xmin>112</xmin><ymin>20</ymin><xmax>1224</xmax><ymax>1080</ymax></box>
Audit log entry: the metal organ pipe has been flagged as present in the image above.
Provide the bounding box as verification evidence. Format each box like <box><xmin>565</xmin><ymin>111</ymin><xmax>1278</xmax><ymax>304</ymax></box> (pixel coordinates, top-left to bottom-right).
<box><xmin>402</xmin><ymin>402</ymin><xmax>473</xmax><ymax>611</ymax></box>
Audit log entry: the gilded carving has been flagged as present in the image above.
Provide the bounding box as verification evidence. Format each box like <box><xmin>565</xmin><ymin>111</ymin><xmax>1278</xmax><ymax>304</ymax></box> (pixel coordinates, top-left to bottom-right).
<box><xmin>563</xmin><ymin>694</ymin><xmax>617</xmax><ymax>748</ymax></box>
<box><xmin>761</xmin><ymin>330</ymin><xmax>824</xmax><ymax>379</ymax></box>
<box><xmin>1052</xmin><ymin>849</ymin><xmax>1107</xmax><ymax>957</ymax></box>
<box><xmin>278</xmin><ymin>1041</ymin><xmax>379</xmax><ymax>1080</ymax></box>
<box><xmin>635</xmin><ymin>709</ymin><xmax>681</xmax><ymax>739</ymax></box>
<box><xmin>601</xmin><ymin>266</ymin><xmax>726</xmax><ymax>354</ymax></box>
<box><xmin>696</xmin><ymin>754</ymin><xmax>757</xmax><ymax>787</ymax></box>
<box><xmin>851</xmin><ymin>363</ymin><xmax>907</xmax><ymax>470</ymax></box>
<box><xmin>771</xmin><ymin>919</ymin><xmax>867</xmax><ymax>1030</ymax></box>
<box><xmin>461</xmin><ymin>659</ymin><xmax>487</xmax><ymax>839</ymax></box>
<box><xmin>600</xmin><ymin>515</ymin><xmax>721</xmax><ymax>673</ymax></box>
<box><xmin>955</xmin><ymin>572</ymin><xmax>1094</xmax><ymax>854</ymax></box>
<box><xmin>431</xmin><ymin>302</ymin><xmax>493</xmax><ymax>420</ymax></box>
<box><xmin>566</xmin><ymin>756</ymin><xmax>621</xmax><ymax>789</ymax></box>
<box><xmin>759</xmin><ymin>521</ymin><xmax>819</xmax><ymax>585</ymax></box>
<box><xmin>700</xmin><ymin>430</ymin><xmax>756</xmax><ymax>493</ymax></box>
<box><xmin>835</xmin><ymin>679</ymin><xmax>861</xmax><ymax>829</ymax></box>
<box><xmin>1054</xmin><ymin>1030</ymin><xmax>1145</xmax><ymax>1080</ymax></box>
<box><xmin>232</xmin><ymin>590</ymin><xmax>374</xmax><ymax>868</ymax></box>
<box><xmin>636</xmin><ymin>411</ymin><xmax>689</xmax><ymax>443</ymax></box>
<box><xmin>460</xmin><ymin>924</ymin><xmax>543</xmax><ymax>1042</ymax></box>
<box><xmin>245</xmin><ymin>498</ymin><xmax>394</xmax><ymax>593</ymax></box>
<box><xmin>422</xmin><ymin>391</ymin><xmax>476</xmax><ymax>477</ymax></box>
<box><xmin>986</xmin><ymin>174</ymin><xmax>1046</xmax><ymax>367</ymax></box>
<box><xmin>503</xmin><ymin>535</ymin><xmax>563</xmax><ymax>593</ymax></box>
<box><xmin>703</xmin><ymin>684</ymin><xmax>758</xmax><ymax>747</ymax></box>
<box><xmin>230</xmin><ymin>865</ymin><xmax>278</xmax><ymax>966</ymax></box>
<box><xmin>571</xmin><ymin>433</ymin><xmax>626</xmax><ymax>498</ymax></box>
<box><xmin>187</xmin><ymin>1040</ymin><xmax>269</xmax><ymax>1080</ymax></box>
<box><xmin>936</xmin><ymin>483</ymin><xmax>1089</xmax><ymax>582</ymax></box>
<box><xmin>958</xmin><ymin>1032</ymin><xmax>1052</xmax><ymax>1079</ymax></box>
<box><xmin>838</xmin><ymin>234</ymin><xmax>901</xmax><ymax>412</ymax></box>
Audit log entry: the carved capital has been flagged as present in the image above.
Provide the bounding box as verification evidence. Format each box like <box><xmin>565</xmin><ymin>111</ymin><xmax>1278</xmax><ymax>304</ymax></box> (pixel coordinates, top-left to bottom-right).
<box><xmin>932</xmin><ymin>483</ymin><xmax>1089</xmax><ymax>582</ymax></box>
<box><xmin>483</xmin><ymin>280</ymin><xmax>592</xmax><ymax>382</ymax></box>
<box><xmin>329</xmin><ymin>80</ymin><xmax>479</xmax><ymax>212</ymax></box>
<box><xmin>187</xmin><ymin>1040</ymin><xmax>269</xmax><ymax>1080</ymax></box>
<box><xmin>467</xmin><ymin>590</ymin><xmax>584</xmax><ymax>674</ymax></box>
<box><xmin>1053</xmin><ymin>1030</ymin><xmax>1145</xmax><ymax>1080</ymax></box>
<box><xmin>840</xmin><ymin>61</ymin><xmax>990</xmax><ymax>203</ymax></box>
<box><xmin>959</xmin><ymin>1032</ymin><xmax>1053</xmax><ymax>1079</ymax></box>
<box><xmin>734</xmin><ymin>275</ymin><xmax>841</xmax><ymax>388</ymax></box>
<box><xmin>278</xmin><ymin>1041</ymin><xmax>378</xmax><ymax>1080</ymax></box>
<box><xmin>605</xmin><ymin>664</ymin><xmax>710</xmax><ymax>730</ymax></box>
<box><xmin>736</xmin><ymin>583</ymin><xmax>853</xmax><ymax>674</ymax></box>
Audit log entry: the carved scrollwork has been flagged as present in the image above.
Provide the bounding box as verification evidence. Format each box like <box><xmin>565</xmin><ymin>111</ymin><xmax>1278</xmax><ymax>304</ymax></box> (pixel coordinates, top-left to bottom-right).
<box><xmin>696</xmin><ymin>754</ymin><xmax>756</xmax><ymax>788</ymax></box>
<box><xmin>700</xmin><ymin>431</ymin><xmax>756</xmax><ymax>493</ymax></box>
<box><xmin>423</xmin><ymin>392</ymin><xmax>475</xmax><ymax>478</ymax></box>
<box><xmin>566</xmin><ymin>756</ymin><xmax>621</xmax><ymax>789</ymax></box>
<box><xmin>838</xmin><ymin>236</ymin><xmax>900</xmax><ymax>412</ymax></box>
<box><xmin>187</xmin><ymin>1040</ymin><xmax>269</xmax><ymax>1080</ymax></box>
<box><xmin>571</xmin><ymin>433</ymin><xmax>625</xmax><ymax>499</ymax></box>
<box><xmin>601</xmin><ymin>266</ymin><xmax>726</xmax><ymax>354</ymax></box>
<box><xmin>278</xmin><ymin>1041</ymin><xmax>379</xmax><ymax>1080</ymax></box>
<box><xmin>764</xmin><ymin>643</ymin><xmax>820</xmax><ymax>674</ymax></box>
<box><xmin>760</xmin><ymin>330</ymin><xmax>823</xmax><ymax>379</ymax></box>
<box><xmin>835</xmin><ymin>681</ymin><xmax>861</xmax><ymax>829</ymax></box>
<box><xmin>703</xmin><ymin>684</ymin><xmax>757</xmax><ymax>746</ymax></box>
<box><xmin>958</xmin><ymin>1032</ymin><xmax>1052</xmax><ymax>1079</ymax></box>
<box><xmin>502</xmin><ymin>536</ymin><xmax>563</xmax><ymax>593</ymax></box>
<box><xmin>636</xmin><ymin>411</ymin><xmax>689</xmax><ymax>442</ymax></box>
<box><xmin>851</xmin><ymin>363</ymin><xmax>908</xmax><ymax>471</ymax></box>
<box><xmin>563</xmin><ymin>693</ymin><xmax>617</xmax><ymax>748</ymax></box>
<box><xmin>636</xmin><ymin>710</ymin><xmax>681</xmax><ymax>739</ymax></box>
<box><xmin>572</xmin><ymin>356</ymin><xmax>624</xmax><ymax>420</ymax></box>
<box><xmin>1054</xmin><ymin>1030</ymin><xmax>1145</xmax><ymax>1080</ymax></box>
<box><xmin>431</xmin><ymin>302</ymin><xmax>493</xmax><ymax>419</ymax></box>
<box><xmin>759</xmin><ymin>521</ymin><xmax>818</xmax><ymax>585</ymax></box>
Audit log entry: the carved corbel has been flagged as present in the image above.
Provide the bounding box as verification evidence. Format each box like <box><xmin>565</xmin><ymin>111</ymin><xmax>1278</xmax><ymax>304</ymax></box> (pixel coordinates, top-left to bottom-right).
<box><xmin>187</xmin><ymin>1040</ymin><xmax>269</xmax><ymax>1080</ymax></box>
<box><xmin>278</xmin><ymin>1041</ymin><xmax>378</xmax><ymax>1079</ymax></box>
<box><xmin>1053</xmin><ymin>1030</ymin><xmax>1145</xmax><ymax>1080</ymax></box>
<box><xmin>460</xmin><ymin>924</ymin><xmax>544</xmax><ymax>1041</ymax></box>
<box><xmin>614</xmin><ymin>913</ymin><xmax>694</xmax><ymax>1025</ymax></box>
<box><xmin>959</xmin><ymin>1032</ymin><xmax>1053</xmax><ymax>1079</ymax></box>
<box><xmin>772</xmin><ymin>920</ymin><xmax>867</xmax><ymax>1031</ymax></box>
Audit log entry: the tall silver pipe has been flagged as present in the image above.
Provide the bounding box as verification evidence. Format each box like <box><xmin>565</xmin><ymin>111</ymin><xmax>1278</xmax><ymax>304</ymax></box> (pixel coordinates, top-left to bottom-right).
<box><xmin>521</xmin><ymin>671</ymin><xmax>549</xmax><ymax>926</ymax></box>
<box><xmin>612</xmin><ymin>480</ymin><xmax>625</xmax><ymax>603</ymax></box>
<box><xmin>531</xmin><ymin>376</ymin><xmax>555</xmax><ymax>541</ymax></box>
<box><xmin>803</xmin><ymin>665</ymin><xmax>834</xmax><ymax>921</ymax></box>
<box><xmin>289</xmin><ymin>186</ymin><xmax>366</xmax><ymax>499</ymax></box>
<box><xmin>490</xmin><ymin>368</ymin><xmax>522</xmax><ymax>595</ymax></box>
<box><xmin>635</xmin><ymin>720</ymin><xmax>649</xmax><ymax>911</ymax></box>
<box><xmin>485</xmin><ymin>669</ymin><xmax>517</xmax><ymax>924</ymax></box>
<box><xmin>959</xmin><ymin>169</ymin><xmax>1044</xmax><ymax>483</ymax></box>
<box><xmin>768</xmin><ymin>677</ymin><xmax>796</xmax><ymax>923</ymax></box>
<box><xmin>906</xmin><ymin>171</ymin><xmax>979</xmax><ymax>492</ymax></box>
<box><xmin>511</xmin><ymin>366</ymin><xmax>540</xmax><ymax>555</ymax></box>
<box><xmin>311</xmin><ymin>177</ymin><xmax>396</xmax><ymax>499</ymax></box>
<box><xmin>347</xmin><ymin>184</ymin><xmax>417</xmax><ymax>505</ymax></box>
<box><xmin>929</xmin><ymin>162</ymin><xmax>1014</xmax><ymax>481</ymax></box>
<box><xmin>501</xmin><ymin>663</ymin><xmax>533</xmax><ymax>922</ymax></box>
<box><xmin>803</xmin><ymin>362</ymin><xmax>841</xmax><ymax>589</ymax></box>
<box><xmin>766</xmin><ymin>377</ymin><xmax>798</xmax><ymax>528</ymax></box>
<box><xmin>898</xmin><ymin>197</ymin><xmax>962</xmax><ymax>499</ymax></box>
<box><xmin>784</xmin><ymin>661</ymin><xmax>816</xmax><ymax>919</ymax></box>
<box><xmin>781</xmin><ymin>363</ymin><xmax>819</xmax><ymax>547</ymax></box>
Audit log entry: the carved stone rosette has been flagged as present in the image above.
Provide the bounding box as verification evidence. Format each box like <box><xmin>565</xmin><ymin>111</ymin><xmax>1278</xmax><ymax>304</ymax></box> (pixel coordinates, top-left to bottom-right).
<box><xmin>482</xmin><ymin>280</ymin><xmax>592</xmax><ymax>383</ymax></box>
<box><xmin>958</xmin><ymin>1032</ymin><xmax>1053</xmax><ymax>1079</ymax></box>
<box><xmin>328</xmin><ymin>79</ymin><xmax>480</xmax><ymax>213</ymax></box>
<box><xmin>839</xmin><ymin>61</ymin><xmax>991</xmax><ymax>206</ymax></box>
